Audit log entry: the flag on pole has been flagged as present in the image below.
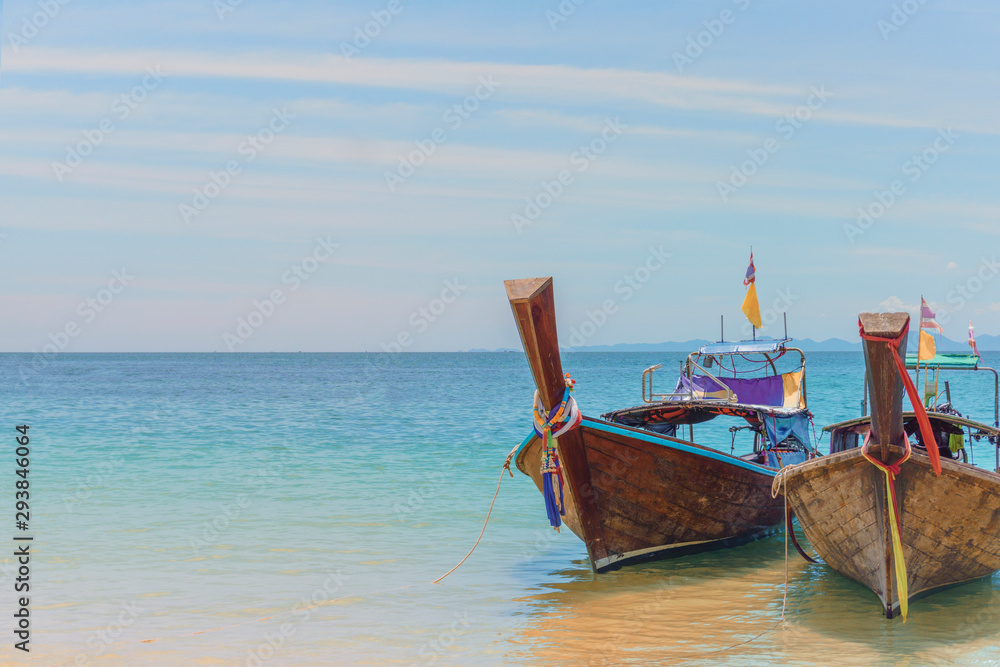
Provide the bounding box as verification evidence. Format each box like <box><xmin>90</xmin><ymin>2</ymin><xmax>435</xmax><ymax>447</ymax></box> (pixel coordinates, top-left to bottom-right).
<box><xmin>969</xmin><ymin>321</ymin><xmax>982</xmax><ymax>360</ymax></box>
<box><xmin>741</xmin><ymin>252</ymin><xmax>762</xmax><ymax>328</ymax></box>
<box><xmin>918</xmin><ymin>330</ymin><xmax>937</xmax><ymax>361</ymax></box>
<box><xmin>920</xmin><ymin>297</ymin><xmax>944</xmax><ymax>334</ymax></box>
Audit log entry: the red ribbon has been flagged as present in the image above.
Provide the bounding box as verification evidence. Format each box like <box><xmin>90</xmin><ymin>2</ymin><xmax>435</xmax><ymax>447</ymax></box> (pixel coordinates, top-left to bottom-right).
<box><xmin>858</xmin><ymin>318</ymin><xmax>941</xmax><ymax>476</ymax></box>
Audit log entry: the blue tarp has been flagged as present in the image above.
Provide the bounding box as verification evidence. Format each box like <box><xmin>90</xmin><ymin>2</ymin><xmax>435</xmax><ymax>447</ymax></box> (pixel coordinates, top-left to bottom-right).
<box><xmin>766</xmin><ymin>449</ymin><xmax>808</xmax><ymax>468</ymax></box>
<box><xmin>763</xmin><ymin>412</ymin><xmax>811</xmax><ymax>448</ymax></box>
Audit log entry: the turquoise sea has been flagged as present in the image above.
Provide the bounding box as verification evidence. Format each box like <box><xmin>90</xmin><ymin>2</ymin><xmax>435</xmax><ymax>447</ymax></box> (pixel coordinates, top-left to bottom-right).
<box><xmin>2</xmin><ymin>351</ymin><xmax>1000</xmax><ymax>666</ymax></box>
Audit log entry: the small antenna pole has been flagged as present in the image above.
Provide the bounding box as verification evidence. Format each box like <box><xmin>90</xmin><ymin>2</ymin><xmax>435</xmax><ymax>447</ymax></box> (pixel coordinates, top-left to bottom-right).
<box><xmin>720</xmin><ymin>315</ymin><xmax>724</xmax><ymax>342</ymax></box>
<box><xmin>784</xmin><ymin>312</ymin><xmax>788</xmax><ymax>340</ymax></box>
<box><xmin>752</xmin><ymin>325</ymin><xmax>756</xmax><ymax>341</ymax></box>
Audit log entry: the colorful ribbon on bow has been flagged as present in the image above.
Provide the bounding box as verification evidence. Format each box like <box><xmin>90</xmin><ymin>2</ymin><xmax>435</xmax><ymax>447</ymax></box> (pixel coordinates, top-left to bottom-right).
<box><xmin>533</xmin><ymin>374</ymin><xmax>582</xmax><ymax>531</ymax></box>
<box><xmin>857</xmin><ymin>315</ymin><xmax>946</xmax><ymax>621</ymax></box>
<box><xmin>860</xmin><ymin>430</ymin><xmax>911</xmax><ymax>620</ymax></box>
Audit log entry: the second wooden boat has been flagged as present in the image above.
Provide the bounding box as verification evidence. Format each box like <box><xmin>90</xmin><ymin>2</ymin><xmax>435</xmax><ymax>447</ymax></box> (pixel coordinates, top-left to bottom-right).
<box><xmin>779</xmin><ymin>312</ymin><xmax>1000</xmax><ymax>618</ymax></box>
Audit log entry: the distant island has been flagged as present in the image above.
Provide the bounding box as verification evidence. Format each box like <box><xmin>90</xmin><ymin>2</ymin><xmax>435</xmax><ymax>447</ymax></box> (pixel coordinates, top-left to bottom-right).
<box><xmin>468</xmin><ymin>333</ymin><xmax>999</xmax><ymax>353</ymax></box>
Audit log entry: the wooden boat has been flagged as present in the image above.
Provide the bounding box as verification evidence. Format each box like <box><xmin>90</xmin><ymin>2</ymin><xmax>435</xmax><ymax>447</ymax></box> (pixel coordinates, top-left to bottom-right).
<box><xmin>505</xmin><ymin>277</ymin><xmax>818</xmax><ymax>572</ymax></box>
<box><xmin>779</xmin><ymin>312</ymin><xmax>1000</xmax><ymax>618</ymax></box>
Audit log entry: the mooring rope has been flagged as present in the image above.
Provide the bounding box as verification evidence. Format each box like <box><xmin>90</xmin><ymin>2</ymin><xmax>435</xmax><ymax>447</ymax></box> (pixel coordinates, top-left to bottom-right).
<box><xmin>432</xmin><ymin>441</ymin><xmax>521</xmax><ymax>584</ymax></box>
<box><xmin>781</xmin><ymin>473</ymin><xmax>789</xmax><ymax>621</ymax></box>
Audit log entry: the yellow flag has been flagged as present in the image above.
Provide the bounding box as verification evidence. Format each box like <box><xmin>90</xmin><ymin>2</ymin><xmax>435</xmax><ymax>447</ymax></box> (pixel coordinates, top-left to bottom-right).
<box><xmin>918</xmin><ymin>330</ymin><xmax>936</xmax><ymax>361</ymax></box>
<box><xmin>741</xmin><ymin>282</ymin><xmax>762</xmax><ymax>328</ymax></box>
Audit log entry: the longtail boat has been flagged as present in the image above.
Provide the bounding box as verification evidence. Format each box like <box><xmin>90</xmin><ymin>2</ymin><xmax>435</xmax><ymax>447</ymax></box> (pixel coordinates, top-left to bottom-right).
<box><xmin>778</xmin><ymin>312</ymin><xmax>1000</xmax><ymax>618</ymax></box>
<box><xmin>505</xmin><ymin>277</ymin><xmax>818</xmax><ymax>572</ymax></box>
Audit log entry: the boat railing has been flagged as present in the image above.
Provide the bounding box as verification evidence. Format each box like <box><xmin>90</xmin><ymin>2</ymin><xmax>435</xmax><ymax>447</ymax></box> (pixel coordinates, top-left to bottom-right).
<box><xmin>642</xmin><ymin>362</ymin><xmax>736</xmax><ymax>404</ymax></box>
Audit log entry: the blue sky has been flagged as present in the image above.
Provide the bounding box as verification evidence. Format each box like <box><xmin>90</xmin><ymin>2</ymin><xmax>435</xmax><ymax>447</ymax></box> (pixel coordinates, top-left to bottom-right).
<box><xmin>1</xmin><ymin>0</ymin><xmax>999</xmax><ymax>352</ymax></box>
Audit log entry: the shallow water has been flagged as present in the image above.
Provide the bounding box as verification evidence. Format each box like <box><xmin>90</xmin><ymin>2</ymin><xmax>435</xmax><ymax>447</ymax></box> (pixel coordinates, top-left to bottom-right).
<box><xmin>1</xmin><ymin>351</ymin><xmax>998</xmax><ymax>666</ymax></box>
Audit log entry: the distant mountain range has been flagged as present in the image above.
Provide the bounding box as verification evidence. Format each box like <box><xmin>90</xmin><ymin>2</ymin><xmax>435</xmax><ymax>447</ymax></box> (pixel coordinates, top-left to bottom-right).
<box><xmin>470</xmin><ymin>333</ymin><xmax>1000</xmax><ymax>353</ymax></box>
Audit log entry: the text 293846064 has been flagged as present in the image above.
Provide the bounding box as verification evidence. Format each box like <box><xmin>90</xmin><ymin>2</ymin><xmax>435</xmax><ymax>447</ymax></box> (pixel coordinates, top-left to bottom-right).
<box><xmin>13</xmin><ymin>424</ymin><xmax>31</xmax><ymax>653</ymax></box>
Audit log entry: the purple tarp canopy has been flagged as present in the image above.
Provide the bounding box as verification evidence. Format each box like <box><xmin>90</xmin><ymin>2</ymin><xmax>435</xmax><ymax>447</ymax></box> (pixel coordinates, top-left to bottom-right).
<box><xmin>675</xmin><ymin>374</ymin><xmax>785</xmax><ymax>407</ymax></box>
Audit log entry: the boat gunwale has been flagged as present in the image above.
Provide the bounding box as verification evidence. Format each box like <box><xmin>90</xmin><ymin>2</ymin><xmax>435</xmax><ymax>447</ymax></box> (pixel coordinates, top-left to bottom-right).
<box><xmin>515</xmin><ymin>416</ymin><xmax>780</xmax><ymax>478</ymax></box>
<box><xmin>823</xmin><ymin>412</ymin><xmax>1000</xmax><ymax>436</ymax></box>
<box><xmin>779</xmin><ymin>442</ymin><xmax>1000</xmax><ymax>484</ymax></box>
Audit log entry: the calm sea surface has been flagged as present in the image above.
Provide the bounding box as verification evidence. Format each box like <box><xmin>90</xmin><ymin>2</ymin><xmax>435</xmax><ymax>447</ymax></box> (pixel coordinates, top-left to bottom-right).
<box><xmin>1</xmin><ymin>351</ymin><xmax>999</xmax><ymax>666</ymax></box>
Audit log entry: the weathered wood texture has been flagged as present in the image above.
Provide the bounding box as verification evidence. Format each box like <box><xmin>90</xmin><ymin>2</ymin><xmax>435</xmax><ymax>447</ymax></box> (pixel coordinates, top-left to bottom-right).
<box><xmin>784</xmin><ymin>449</ymin><xmax>1000</xmax><ymax>615</ymax></box>
<box><xmin>517</xmin><ymin>418</ymin><xmax>784</xmax><ymax>571</ymax></box>
<box><xmin>859</xmin><ymin>312</ymin><xmax>909</xmax><ymax>463</ymax></box>
<box><xmin>783</xmin><ymin>312</ymin><xmax>1000</xmax><ymax>616</ymax></box>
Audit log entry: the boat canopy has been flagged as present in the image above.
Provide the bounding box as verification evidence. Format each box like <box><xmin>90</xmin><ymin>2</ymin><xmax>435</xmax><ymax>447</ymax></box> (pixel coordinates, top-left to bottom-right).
<box><xmin>673</xmin><ymin>370</ymin><xmax>805</xmax><ymax>409</ymax></box>
<box><xmin>904</xmin><ymin>353</ymin><xmax>980</xmax><ymax>370</ymax></box>
<box><xmin>699</xmin><ymin>338</ymin><xmax>791</xmax><ymax>355</ymax></box>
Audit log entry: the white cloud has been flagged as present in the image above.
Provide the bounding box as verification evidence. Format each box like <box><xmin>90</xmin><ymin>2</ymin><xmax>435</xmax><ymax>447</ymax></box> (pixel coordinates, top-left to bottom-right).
<box><xmin>947</xmin><ymin>261</ymin><xmax>958</xmax><ymax>269</ymax></box>
<box><xmin>7</xmin><ymin>48</ymin><xmax>1000</xmax><ymax>134</ymax></box>
<box><xmin>879</xmin><ymin>296</ymin><xmax>917</xmax><ymax>313</ymax></box>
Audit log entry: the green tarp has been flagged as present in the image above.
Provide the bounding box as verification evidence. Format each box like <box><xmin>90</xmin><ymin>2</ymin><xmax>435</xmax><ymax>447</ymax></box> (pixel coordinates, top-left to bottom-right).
<box><xmin>904</xmin><ymin>353</ymin><xmax>980</xmax><ymax>370</ymax></box>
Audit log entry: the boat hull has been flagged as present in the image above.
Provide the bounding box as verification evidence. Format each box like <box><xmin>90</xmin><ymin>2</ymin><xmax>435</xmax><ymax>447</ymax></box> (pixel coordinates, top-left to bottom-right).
<box><xmin>781</xmin><ymin>448</ymin><xmax>1000</xmax><ymax>616</ymax></box>
<box><xmin>517</xmin><ymin>417</ymin><xmax>784</xmax><ymax>572</ymax></box>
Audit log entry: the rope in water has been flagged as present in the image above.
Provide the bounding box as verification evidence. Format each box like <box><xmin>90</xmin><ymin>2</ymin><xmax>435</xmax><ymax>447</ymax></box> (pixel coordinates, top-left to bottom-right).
<box><xmin>770</xmin><ymin>468</ymin><xmax>819</xmax><ymax>564</ymax></box>
<box><xmin>781</xmin><ymin>472</ymin><xmax>789</xmax><ymax>621</ymax></box>
<box><xmin>432</xmin><ymin>441</ymin><xmax>521</xmax><ymax>584</ymax></box>
<box><xmin>667</xmin><ymin>469</ymin><xmax>799</xmax><ymax>664</ymax></box>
